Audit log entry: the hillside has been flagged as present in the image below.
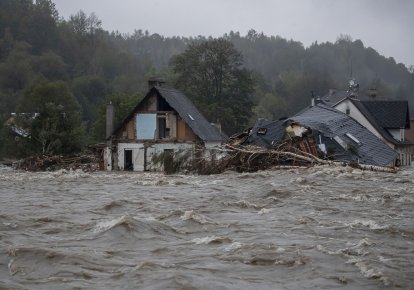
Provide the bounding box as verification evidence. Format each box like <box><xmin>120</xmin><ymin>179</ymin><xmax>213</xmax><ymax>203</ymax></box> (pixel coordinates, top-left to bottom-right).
<box><xmin>1</xmin><ymin>0</ymin><xmax>413</xmax><ymax>157</ymax></box>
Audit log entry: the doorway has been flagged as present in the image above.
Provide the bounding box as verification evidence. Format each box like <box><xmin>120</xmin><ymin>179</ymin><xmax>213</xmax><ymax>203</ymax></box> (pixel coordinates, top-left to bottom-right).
<box><xmin>163</xmin><ymin>149</ymin><xmax>174</xmax><ymax>174</ymax></box>
<box><xmin>124</xmin><ymin>149</ymin><xmax>133</xmax><ymax>171</ymax></box>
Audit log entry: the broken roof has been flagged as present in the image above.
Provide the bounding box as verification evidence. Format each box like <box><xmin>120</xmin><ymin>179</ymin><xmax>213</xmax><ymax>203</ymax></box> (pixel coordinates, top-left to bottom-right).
<box><xmin>288</xmin><ymin>103</ymin><xmax>398</xmax><ymax>166</ymax></box>
<box><xmin>243</xmin><ymin>119</ymin><xmax>285</xmax><ymax>148</ymax></box>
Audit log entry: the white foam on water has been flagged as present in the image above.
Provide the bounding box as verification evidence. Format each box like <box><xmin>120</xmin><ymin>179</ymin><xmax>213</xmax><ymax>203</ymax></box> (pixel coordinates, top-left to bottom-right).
<box><xmin>234</xmin><ymin>200</ymin><xmax>259</xmax><ymax>209</ymax></box>
<box><xmin>223</xmin><ymin>242</ymin><xmax>243</xmax><ymax>252</ymax></box>
<box><xmin>191</xmin><ymin>236</ymin><xmax>231</xmax><ymax>245</ymax></box>
<box><xmin>346</xmin><ymin>257</ymin><xmax>390</xmax><ymax>285</ymax></box>
<box><xmin>180</xmin><ymin>210</ymin><xmax>209</xmax><ymax>224</ymax></box>
<box><xmin>93</xmin><ymin>215</ymin><xmax>130</xmax><ymax>234</ymax></box>
<box><xmin>275</xmin><ymin>247</ymin><xmax>286</xmax><ymax>253</ymax></box>
<box><xmin>258</xmin><ymin>208</ymin><xmax>271</xmax><ymax>215</ymax></box>
<box><xmin>8</xmin><ymin>258</ymin><xmax>18</xmax><ymax>276</ymax></box>
<box><xmin>347</xmin><ymin>220</ymin><xmax>389</xmax><ymax>231</ymax></box>
<box><xmin>347</xmin><ymin>238</ymin><xmax>375</xmax><ymax>248</ymax></box>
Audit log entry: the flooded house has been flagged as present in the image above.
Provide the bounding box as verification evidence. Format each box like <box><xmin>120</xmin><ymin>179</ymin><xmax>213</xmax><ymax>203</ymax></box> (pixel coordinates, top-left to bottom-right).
<box><xmin>104</xmin><ymin>79</ymin><xmax>224</xmax><ymax>172</ymax></box>
<box><xmin>242</xmin><ymin>102</ymin><xmax>398</xmax><ymax>167</ymax></box>
<box><xmin>333</xmin><ymin>97</ymin><xmax>412</xmax><ymax>166</ymax></box>
<box><xmin>321</xmin><ymin>80</ymin><xmax>413</xmax><ymax>166</ymax></box>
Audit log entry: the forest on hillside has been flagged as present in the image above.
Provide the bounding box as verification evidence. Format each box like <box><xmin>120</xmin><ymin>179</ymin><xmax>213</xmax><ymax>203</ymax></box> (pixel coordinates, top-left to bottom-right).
<box><xmin>1</xmin><ymin>0</ymin><xmax>413</xmax><ymax>158</ymax></box>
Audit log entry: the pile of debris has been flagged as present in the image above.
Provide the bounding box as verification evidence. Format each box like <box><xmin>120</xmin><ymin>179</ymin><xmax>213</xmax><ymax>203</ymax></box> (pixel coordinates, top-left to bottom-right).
<box><xmin>15</xmin><ymin>152</ymin><xmax>99</xmax><ymax>172</ymax></box>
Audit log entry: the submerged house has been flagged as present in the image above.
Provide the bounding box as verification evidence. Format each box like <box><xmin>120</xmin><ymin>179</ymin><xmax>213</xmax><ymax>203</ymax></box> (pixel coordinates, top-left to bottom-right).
<box><xmin>243</xmin><ymin>103</ymin><xmax>398</xmax><ymax>167</ymax></box>
<box><xmin>104</xmin><ymin>79</ymin><xmax>224</xmax><ymax>171</ymax></box>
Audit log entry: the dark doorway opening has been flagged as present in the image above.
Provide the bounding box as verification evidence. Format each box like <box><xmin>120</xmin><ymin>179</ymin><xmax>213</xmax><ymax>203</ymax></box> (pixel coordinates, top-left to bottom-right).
<box><xmin>124</xmin><ymin>149</ymin><xmax>133</xmax><ymax>171</ymax></box>
<box><xmin>158</xmin><ymin>117</ymin><xmax>167</xmax><ymax>139</ymax></box>
<box><xmin>163</xmin><ymin>149</ymin><xmax>174</xmax><ymax>174</ymax></box>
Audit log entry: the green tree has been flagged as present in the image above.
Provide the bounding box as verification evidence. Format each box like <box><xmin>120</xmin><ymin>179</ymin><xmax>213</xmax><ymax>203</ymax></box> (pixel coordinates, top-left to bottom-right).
<box><xmin>16</xmin><ymin>76</ymin><xmax>85</xmax><ymax>155</ymax></box>
<box><xmin>253</xmin><ymin>93</ymin><xmax>288</xmax><ymax>121</ymax></box>
<box><xmin>171</xmin><ymin>38</ymin><xmax>255</xmax><ymax>133</ymax></box>
<box><xmin>71</xmin><ymin>75</ymin><xmax>109</xmax><ymax>121</ymax></box>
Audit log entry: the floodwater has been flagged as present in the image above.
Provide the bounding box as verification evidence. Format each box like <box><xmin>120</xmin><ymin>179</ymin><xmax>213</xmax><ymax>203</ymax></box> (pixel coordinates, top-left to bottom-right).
<box><xmin>0</xmin><ymin>166</ymin><xmax>413</xmax><ymax>290</ymax></box>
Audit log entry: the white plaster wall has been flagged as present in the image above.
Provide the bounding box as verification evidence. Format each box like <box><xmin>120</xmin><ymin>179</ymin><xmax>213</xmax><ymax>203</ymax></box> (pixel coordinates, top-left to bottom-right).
<box><xmin>117</xmin><ymin>143</ymin><xmax>144</xmax><ymax>170</ymax></box>
<box><xmin>146</xmin><ymin>143</ymin><xmax>195</xmax><ymax>172</ymax></box>
<box><xmin>334</xmin><ymin>100</ymin><xmax>395</xmax><ymax>148</ymax></box>
<box><xmin>388</xmin><ymin>129</ymin><xmax>402</xmax><ymax>141</ymax></box>
<box><xmin>104</xmin><ymin>147</ymin><xmax>112</xmax><ymax>171</ymax></box>
<box><xmin>133</xmin><ymin>148</ymin><xmax>145</xmax><ymax>171</ymax></box>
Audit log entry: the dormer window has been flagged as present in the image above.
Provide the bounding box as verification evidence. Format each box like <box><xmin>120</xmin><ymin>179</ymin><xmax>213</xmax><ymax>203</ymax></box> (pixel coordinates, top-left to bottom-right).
<box><xmin>345</xmin><ymin>133</ymin><xmax>361</xmax><ymax>145</ymax></box>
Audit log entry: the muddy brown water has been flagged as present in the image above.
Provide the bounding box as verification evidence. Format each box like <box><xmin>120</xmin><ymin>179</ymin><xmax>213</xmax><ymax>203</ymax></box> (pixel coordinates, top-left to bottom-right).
<box><xmin>0</xmin><ymin>166</ymin><xmax>413</xmax><ymax>289</ymax></box>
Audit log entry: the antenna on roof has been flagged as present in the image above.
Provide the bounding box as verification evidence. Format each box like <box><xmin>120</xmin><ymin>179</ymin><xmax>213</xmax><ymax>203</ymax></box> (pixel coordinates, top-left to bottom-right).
<box><xmin>348</xmin><ymin>78</ymin><xmax>359</xmax><ymax>99</ymax></box>
<box><xmin>311</xmin><ymin>91</ymin><xmax>315</xmax><ymax>107</ymax></box>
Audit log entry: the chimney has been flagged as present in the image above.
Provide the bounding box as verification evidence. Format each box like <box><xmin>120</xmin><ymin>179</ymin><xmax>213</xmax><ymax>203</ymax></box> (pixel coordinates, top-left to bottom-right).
<box><xmin>148</xmin><ymin>77</ymin><xmax>166</xmax><ymax>88</ymax></box>
<box><xmin>106</xmin><ymin>102</ymin><xmax>114</xmax><ymax>139</ymax></box>
<box><xmin>315</xmin><ymin>96</ymin><xmax>323</xmax><ymax>105</ymax></box>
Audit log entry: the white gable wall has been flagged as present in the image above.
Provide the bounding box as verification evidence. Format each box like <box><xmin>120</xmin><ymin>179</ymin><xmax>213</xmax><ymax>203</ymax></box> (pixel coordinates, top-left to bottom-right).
<box><xmin>334</xmin><ymin>100</ymin><xmax>395</xmax><ymax>149</ymax></box>
<box><xmin>388</xmin><ymin>128</ymin><xmax>404</xmax><ymax>142</ymax></box>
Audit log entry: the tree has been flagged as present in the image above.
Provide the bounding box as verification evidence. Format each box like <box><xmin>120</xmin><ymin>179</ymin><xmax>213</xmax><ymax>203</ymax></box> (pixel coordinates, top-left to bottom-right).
<box><xmin>69</xmin><ymin>10</ymin><xmax>102</xmax><ymax>36</ymax></box>
<box><xmin>253</xmin><ymin>93</ymin><xmax>288</xmax><ymax>121</ymax></box>
<box><xmin>171</xmin><ymin>38</ymin><xmax>255</xmax><ymax>133</ymax></box>
<box><xmin>15</xmin><ymin>76</ymin><xmax>85</xmax><ymax>155</ymax></box>
<box><xmin>71</xmin><ymin>75</ymin><xmax>109</xmax><ymax>121</ymax></box>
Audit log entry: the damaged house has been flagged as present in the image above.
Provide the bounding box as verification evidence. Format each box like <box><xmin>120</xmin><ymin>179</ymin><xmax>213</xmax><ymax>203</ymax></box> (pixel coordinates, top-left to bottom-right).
<box><xmin>242</xmin><ymin>103</ymin><xmax>398</xmax><ymax>167</ymax></box>
<box><xmin>105</xmin><ymin>79</ymin><xmax>224</xmax><ymax>172</ymax></box>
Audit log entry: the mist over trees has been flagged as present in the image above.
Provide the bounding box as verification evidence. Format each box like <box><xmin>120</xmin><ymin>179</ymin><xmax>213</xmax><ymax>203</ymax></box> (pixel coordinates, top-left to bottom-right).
<box><xmin>1</xmin><ymin>0</ymin><xmax>413</xmax><ymax>158</ymax></box>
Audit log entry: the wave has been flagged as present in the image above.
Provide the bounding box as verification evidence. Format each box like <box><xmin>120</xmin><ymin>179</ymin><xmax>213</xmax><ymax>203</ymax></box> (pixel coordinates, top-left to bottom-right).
<box><xmin>346</xmin><ymin>257</ymin><xmax>390</xmax><ymax>286</ymax></box>
<box><xmin>258</xmin><ymin>208</ymin><xmax>271</xmax><ymax>215</ymax></box>
<box><xmin>223</xmin><ymin>200</ymin><xmax>260</xmax><ymax>209</ymax></box>
<box><xmin>191</xmin><ymin>236</ymin><xmax>232</xmax><ymax>245</ymax></box>
<box><xmin>92</xmin><ymin>215</ymin><xmax>183</xmax><ymax>236</ymax></box>
<box><xmin>180</xmin><ymin>210</ymin><xmax>213</xmax><ymax>225</ymax></box>
<box><xmin>316</xmin><ymin>239</ymin><xmax>393</xmax><ymax>286</ymax></box>
<box><xmin>347</xmin><ymin>219</ymin><xmax>391</xmax><ymax>231</ymax></box>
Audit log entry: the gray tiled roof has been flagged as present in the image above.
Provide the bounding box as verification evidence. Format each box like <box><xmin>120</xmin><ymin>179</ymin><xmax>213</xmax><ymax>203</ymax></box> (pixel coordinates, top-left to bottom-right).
<box><xmin>244</xmin><ymin>119</ymin><xmax>285</xmax><ymax>148</ymax></box>
<box><xmin>289</xmin><ymin>103</ymin><xmax>398</xmax><ymax>166</ymax></box>
<box><xmin>155</xmin><ymin>86</ymin><xmax>224</xmax><ymax>142</ymax></box>
<box><xmin>347</xmin><ymin>99</ymin><xmax>410</xmax><ymax>145</ymax></box>
<box><xmin>359</xmin><ymin>100</ymin><xmax>410</xmax><ymax>129</ymax></box>
<box><xmin>322</xmin><ymin>89</ymin><xmax>378</xmax><ymax>107</ymax></box>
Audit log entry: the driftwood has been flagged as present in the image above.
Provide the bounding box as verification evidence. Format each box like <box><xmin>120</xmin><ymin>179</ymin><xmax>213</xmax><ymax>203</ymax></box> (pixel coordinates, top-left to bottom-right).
<box><xmin>16</xmin><ymin>153</ymin><xmax>99</xmax><ymax>172</ymax></box>
<box><xmin>191</xmin><ymin>143</ymin><xmax>398</xmax><ymax>174</ymax></box>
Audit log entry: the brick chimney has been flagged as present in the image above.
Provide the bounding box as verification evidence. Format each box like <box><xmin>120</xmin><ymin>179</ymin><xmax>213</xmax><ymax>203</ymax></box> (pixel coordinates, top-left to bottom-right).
<box><xmin>148</xmin><ymin>77</ymin><xmax>166</xmax><ymax>88</ymax></box>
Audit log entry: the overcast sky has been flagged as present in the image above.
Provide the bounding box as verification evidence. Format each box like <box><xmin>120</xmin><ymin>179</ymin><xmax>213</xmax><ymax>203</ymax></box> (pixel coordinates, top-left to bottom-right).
<box><xmin>52</xmin><ymin>0</ymin><xmax>414</xmax><ymax>67</ymax></box>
